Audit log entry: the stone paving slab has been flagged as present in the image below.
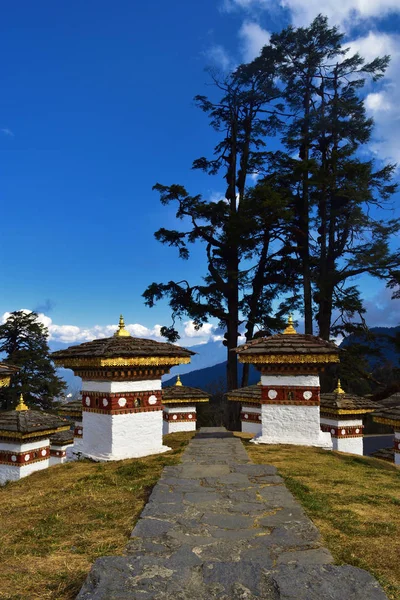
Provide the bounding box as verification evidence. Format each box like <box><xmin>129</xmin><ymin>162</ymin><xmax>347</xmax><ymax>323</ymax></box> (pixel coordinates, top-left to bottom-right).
<box><xmin>77</xmin><ymin>427</ymin><xmax>388</xmax><ymax>599</ymax></box>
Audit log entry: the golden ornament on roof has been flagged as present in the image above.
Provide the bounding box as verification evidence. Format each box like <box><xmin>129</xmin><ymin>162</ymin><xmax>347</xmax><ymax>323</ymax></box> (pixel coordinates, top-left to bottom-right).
<box><xmin>334</xmin><ymin>379</ymin><xmax>346</xmax><ymax>395</ymax></box>
<box><xmin>175</xmin><ymin>375</ymin><xmax>183</xmax><ymax>386</ymax></box>
<box><xmin>15</xmin><ymin>393</ymin><xmax>29</xmax><ymax>411</ymax></box>
<box><xmin>114</xmin><ymin>315</ymin><xmax>131</xmax><ymax>337</ymax></box>
<box><xmin>283</xmin><ymin>314</ymin><xmax>297</xmax><ymax>335</ymax></box>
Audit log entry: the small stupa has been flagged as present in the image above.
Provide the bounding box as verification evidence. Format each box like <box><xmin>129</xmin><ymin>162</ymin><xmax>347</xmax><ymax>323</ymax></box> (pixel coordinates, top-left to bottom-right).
<box><xmin>162</xmin><ymin>375</ymin><xmax>210</xmax><ymax>434</ymax></box>
<box><xmin>226</xmin><ymin>380</ymin><xmax>262</xmax><ymax>435</ymax></box>
<box><xmin>234</xmin><ymin>316</ymin><xmax>340</xmax><ymax>448</ymax></box>
<box><xmin>320</xmin><ymin>381</ymin><xmax>379</xmax><ymax>455</ymax></box>
<box><xmin>0</xmin><ymin>394</ymin><xmax>70</xmax><ymax>484</ymax></box>
<box><xmin>372</xmin><ymin>407</ymin><xmax>400</xmax><ymax>466</ymax></box>
<box><xmin>57</xmin><ymin>398</ymin><xmax>83</xmax><ymax>458</ymax></box>
<box><xmin>49</xmin><ymin>429</ymin><xmax>74</xmax><ymax>465</ymax></box>
<box><xmin>52</xmin><ymin>315</ymin><xmax>194</xmax><ymax>460</ymax></box>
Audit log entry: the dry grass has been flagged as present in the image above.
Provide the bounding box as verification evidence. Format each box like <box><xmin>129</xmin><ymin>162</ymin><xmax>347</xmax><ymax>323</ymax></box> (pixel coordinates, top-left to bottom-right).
<box><xmin>0</xmin><ymin>432</ymin><xmax>194</xmax><ymax>600</ymax></box>
<box><xmin>238</xmin><ymin>434</ymin><xmax>400</xmax><ymax>600</ymax></box>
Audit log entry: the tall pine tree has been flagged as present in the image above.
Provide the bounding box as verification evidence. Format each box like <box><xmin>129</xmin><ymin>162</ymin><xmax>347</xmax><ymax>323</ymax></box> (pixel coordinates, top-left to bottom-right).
<box><xmin>143</xmin><ymin>64</ymin><xmax>292</xmax><ymax>398</ymax></box>
<box><xmin>0</xmin><ymin>311</ymin><xmax>66</xmax><ymax>410</ymax></box>
<box><xmin>249</xmin><ymin>15</ymin><xmax>399</xmax><ymax>340</ymax></box>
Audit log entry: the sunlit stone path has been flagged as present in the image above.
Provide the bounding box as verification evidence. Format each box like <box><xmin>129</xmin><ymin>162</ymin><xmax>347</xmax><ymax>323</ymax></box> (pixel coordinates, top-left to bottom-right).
<box><xmin>77</xmin><ymin>428</ymin><xmax>388</xmax><ymax>599</ymax></box>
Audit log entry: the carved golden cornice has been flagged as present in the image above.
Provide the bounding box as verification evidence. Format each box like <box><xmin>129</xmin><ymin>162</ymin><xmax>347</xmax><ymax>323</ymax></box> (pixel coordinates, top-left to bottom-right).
<box><xmin>0</xmin><ymin>377</ymin><xmax>11</xmax><ymax>388</ymax></box>
<box><xmin>226</xmin><ymin>395</ymin><xmax>261</xmax><ymax>403</ymax></box>
<box><xmin>321</xmin><ymin>409</ymin><xmax>376</xmax><ymax>417</ymax></box>
<box><xmin>57</xmin><ymin>410</ymin><xmax>82</xmax><ymax>418</ymax></box>
<box><xmin>0</xmin><ymin>425</ymin><xmax>70</xmax><ymax>440</ymax></box>
<box><xmin>162</xmin><ymin>398</ymin><xmax>209</xmax><ymax>405</ymax></box>
<box><xmin>53</xmin><ymin>356</ymin><xmax>191</xmax><ymax>368</ymax></box>
<box><xmin>238</xmin><ymin>353</ymin><xmax>340</xmax><ymax>365</ymax></box>
<box><xmin>373</xmin><ymin>416</ymin><xmax>400</xmax><ymax>428</ymax></box>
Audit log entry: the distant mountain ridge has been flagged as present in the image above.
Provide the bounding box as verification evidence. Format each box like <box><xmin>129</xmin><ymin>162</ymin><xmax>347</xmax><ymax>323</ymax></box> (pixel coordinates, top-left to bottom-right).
<box><xmin>340</xmin><ymin>326</ymin><xmax>400</xmax><ymax>368</ymax></box>
<box><xmin>165</xmin><ymin>362</ymin><xmax>260</xmax><ymax>392</ymax></box>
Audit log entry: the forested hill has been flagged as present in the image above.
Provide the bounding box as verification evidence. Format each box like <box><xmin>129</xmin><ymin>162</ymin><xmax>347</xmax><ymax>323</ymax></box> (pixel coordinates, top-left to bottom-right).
<box><xmin>164</xmin><ymin>362</ymin><xmax>260</xmax><ymax>393</ymax></box>
<box><xmin>340</xmin><ymin>326</ymin><xmax>400</xmax><ymax>368</ymax></box>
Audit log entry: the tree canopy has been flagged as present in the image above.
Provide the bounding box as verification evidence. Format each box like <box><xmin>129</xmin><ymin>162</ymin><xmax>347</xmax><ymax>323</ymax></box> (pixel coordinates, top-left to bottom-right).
<box><xmin>143</xmin><ymin>15</ymin><xmax>400</xmax><ymax>394</ymax></box>
<box><xmin>0</xmin><ymin>311</ymin><xmax>66</xmax><ymax>410</ymax></box>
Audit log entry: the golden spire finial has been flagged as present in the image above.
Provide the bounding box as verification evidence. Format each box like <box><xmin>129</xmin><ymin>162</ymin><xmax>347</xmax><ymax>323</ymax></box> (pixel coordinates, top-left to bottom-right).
<box><xmin>15</xmin><ymin>393</ymin><xmax>29</xmax><ymax>411</ymax></box>
<box><xmin>114</xmin><ymin>314</ymin><xmax>130</xmax><ymax>337</ymax></box>
<box><xmin>175</xmin><ymin>375</ymin><xmax>183</xmax><ymax>386</ymax></box>
<box><xmin>334</xmin><ymin>379</ymin><xmax>345</xmax><ymax>395</ymax></box>
<box><xmin>283</xmin><ymin>314</ymin><xmax>297</xmax><ymax>335</ymax></box>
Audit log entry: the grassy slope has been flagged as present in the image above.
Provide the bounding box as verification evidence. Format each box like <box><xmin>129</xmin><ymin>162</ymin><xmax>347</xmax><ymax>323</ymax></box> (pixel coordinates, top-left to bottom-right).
<box><xmin>239</xmin><ymin>435</ymin><xmax>400</xmax><ymax>600</ymax></box>
<box><xmin>0</xmin><ymin>432</ymin><xmax>194</xmax><ymax>600</ymax></box>
<box><xmin>2</xmin><ymin>431</ymin><xmax>399</xmax><ymax>600</ymax></box>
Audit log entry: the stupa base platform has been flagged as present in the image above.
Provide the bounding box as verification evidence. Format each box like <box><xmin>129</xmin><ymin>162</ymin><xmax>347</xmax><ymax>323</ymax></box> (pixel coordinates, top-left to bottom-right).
<box><xmin>250</xmin><ymin>430</ymin><xmax>333</xmax><ymax>450</ymax></box>
<box><xmin>81</xmin><ymin>445</ymin><xmax>171</xmax><ymax>462</ymax></box>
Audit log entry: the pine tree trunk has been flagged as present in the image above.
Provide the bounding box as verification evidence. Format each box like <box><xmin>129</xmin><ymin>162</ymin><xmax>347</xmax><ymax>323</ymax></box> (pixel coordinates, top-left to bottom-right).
<box><xmin>300</xmin><ymin>79</ymin><xmax>313</xmax><ymax>334</ymax></box>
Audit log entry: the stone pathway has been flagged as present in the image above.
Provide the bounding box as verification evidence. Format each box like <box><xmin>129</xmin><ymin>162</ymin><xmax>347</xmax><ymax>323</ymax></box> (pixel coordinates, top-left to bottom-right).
<box><xmin>77</xmin><ymin>428</ymin><xmax>388</xmax><ymax>599</ymax></box>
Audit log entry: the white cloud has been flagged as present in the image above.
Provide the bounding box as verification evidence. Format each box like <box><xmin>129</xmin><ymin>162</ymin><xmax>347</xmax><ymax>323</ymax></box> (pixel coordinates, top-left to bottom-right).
<box><xmin>221</xmin><ymin>0</ymin><xmax>266</xmax><ymax>12</ymax></box>
<box><xmin>1</xmin><ymin>128</ymin><xmax>14</xmax><ymax>137</ymax></box>
<box><xmin>183</xmin><ymin>320</ymin><xmax>215</xmax><ymax>338</ymax></box>
<box><xmin>205</xmin><ymin>44</ymin><xmax>233</xmax><ymax>71</ymax></box>
<box><xmin>348</xmin><ymin>31</ymin><xmax>399</xmax><ymax>70</ymax></box>
<box><xmin>239</xmin><ymin>21</ymin><xmax>270</xmax><ymax>62</ymax></box>
<box><xmin>281</xmin><ymin>0</ymin><xmax>400</xmax><ymax>28</ymax></box>
<box><xmin>0</xmin><ymin>310</ymin><xmax>222</xmax><ymax>348</ymax></box>
<box><xmin>362</xmin><ymin>286</ymin><xmax>400</xmax><ymax>328</ymax></box>
<box><xmin>365</xmin><ymin>92</ymin><xmax>392</xmax><ymax>113</ymax></box>
<box><xmin>224</xmin><ymin>0</ymin><xmax>400</xmax><ymax>27</ymax></box>
<box><xmin>208</xmin><ymin>190</ymin><xmax>226</xmax><ymax>203</ymax></box>
<box><xmin>1</xmin><ymin>310</ymin><xmax>165</xmax><ymax>345</ymax></box>
<box><xmin>349</xmin><ymin>32</ymin><xmax>400</xmax><ymax>164</ymax></box>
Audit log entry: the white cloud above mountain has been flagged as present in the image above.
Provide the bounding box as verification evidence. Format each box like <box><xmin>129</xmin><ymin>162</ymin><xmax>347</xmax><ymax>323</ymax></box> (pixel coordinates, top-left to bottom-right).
<box><xmin>0</xmin><ymin>311</ymin><xmax>219</xmax><ymax>348</ymax></box>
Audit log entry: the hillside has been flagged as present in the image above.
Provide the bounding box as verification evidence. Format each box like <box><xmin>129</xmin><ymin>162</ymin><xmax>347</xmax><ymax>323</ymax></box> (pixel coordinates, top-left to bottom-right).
<box><xmin>341</xmin><ymin>326</ymin><xmax>400</xmax><ymax>368</ymax></box>
<box><xmin>164</xmin><ymin>361</ymin><xmax>260</xmax><ymax>391</ymax></box>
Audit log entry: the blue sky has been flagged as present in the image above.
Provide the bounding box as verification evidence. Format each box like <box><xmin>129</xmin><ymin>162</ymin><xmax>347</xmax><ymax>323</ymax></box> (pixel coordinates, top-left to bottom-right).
<box><xmin>1</xmin><ymin>0</ymin><xmax>399</xmax><ymax>347</ymax></box>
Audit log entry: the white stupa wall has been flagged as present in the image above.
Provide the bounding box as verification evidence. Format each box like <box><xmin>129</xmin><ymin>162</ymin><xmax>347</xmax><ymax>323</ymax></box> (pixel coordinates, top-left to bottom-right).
<box><xmin>50</xmin><ymin>442</ymin><xmax>73</xmax><ymax>465</ymax></box>
<box><xmin>321</xmin><ymin>417</ymin><xmax>364</xmax><ymax>455</ymax></box>
<box><xmin>241</xmin><ymin>405</ymin><xmax>262</xmax><ymax>435</ymax></box>
<box><xmin>67</xmin><ymin>433</ymin><xmax>84</xmax><ymax>460</ymax></box>
<box><xmin>163</xmin><ymin>405</ymin><xmax>196</xmax><ymax>434</ymax></box>
<box><xmin>80</xmin><ymin>373</ymin><xmax>171</xmax><ymax>461</ymax></box>
<box><xmin>74</xmin><ymin>419</ymin><xmax>83</xmax><ymax>437</ymax></box>
<box><xmin>0</xmin><ymin>438</ymin><xmax>50</xmax><ymax>485</ymax></box>
<box><xmin>253</xmin><ymin>374</ymin><xmax>332</xmax><ymax>449</ymax></box>
<box><xmin>395</xmin><ymin>430</ymin><xmax>400</xmax><ymax>466</ymax></box>
<box><xmin>81</xmin><ymin>380</ymin><xmax>161</xmax><ymax>393</ymax></box>
<box><xmin>82</xmin><ymin>409</ymin><xmax>169</xmax><ymax>461</ymax></box>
